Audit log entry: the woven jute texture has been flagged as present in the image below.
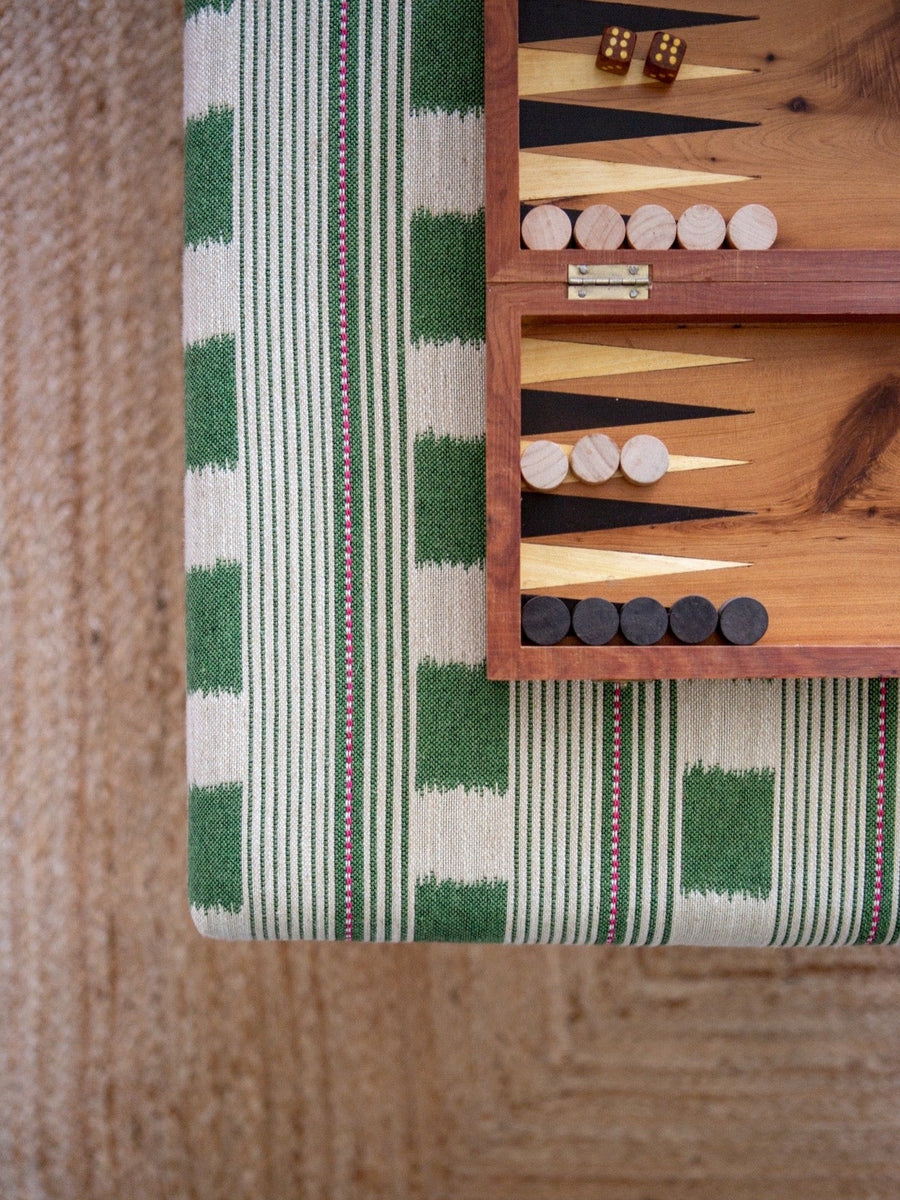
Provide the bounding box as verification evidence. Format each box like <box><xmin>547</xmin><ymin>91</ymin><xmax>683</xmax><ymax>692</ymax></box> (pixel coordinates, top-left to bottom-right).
<box><xmin>3</xmin><ymin>2</ymin><xmax>900</xmax><ymax>1197</ymax></box>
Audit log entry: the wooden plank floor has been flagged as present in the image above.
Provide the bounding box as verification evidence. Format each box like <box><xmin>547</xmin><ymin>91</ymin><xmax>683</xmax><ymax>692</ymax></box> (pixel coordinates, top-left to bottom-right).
<box><xmin>1</xmin><ymin>4</ymin><xmax>899</xmax><ymax>1197</ymax></box>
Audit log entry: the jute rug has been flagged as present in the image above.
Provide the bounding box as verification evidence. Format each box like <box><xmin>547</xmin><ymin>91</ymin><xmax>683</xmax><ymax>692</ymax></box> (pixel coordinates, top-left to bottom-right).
<box><xmin>2</xmin><ymin>3</ymin><xmax>899</xmax><ymax>1196</ymax></box>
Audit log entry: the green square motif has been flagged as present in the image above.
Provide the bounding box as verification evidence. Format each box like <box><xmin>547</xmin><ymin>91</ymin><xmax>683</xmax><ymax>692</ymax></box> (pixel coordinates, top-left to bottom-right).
<box><xmin>416</xmin><ymin>661</ymin><xmax>509</xmax><ymax>793</ymax></box>
<box><xmin>410</xmin><ymin>0</ymin><xmax>484</xmax><ymax>115</ymax></box>
<box><xmin>188</xmin><ymin>783</ymin><xmax>243</xmax><ymax>913</ymax></box>
<box><xmin>186</xmin><ymin>563</ymin><xmax>242</xmax><ymax>695</ymax></box>
<box><xmin>184</xmin><ymin>107</ymin><xmax>234</xmax><ymax>248</ymax></box>
<box><xmin>410</xmin><ymin>211</ymin><xmax>485</xmax><ymax>345</ymax></box>
<box><xmin>414</xmin><ymin>877</ymin><xmax>507</xmax><ymax>942</ymax></box>
<box><xmin>184</xmin><ymin>335</ymin><xmax>238</xmax><ymax>471</ymax></box>
<box><xmin>681</xmin><ymin>765</ymin><xmax>775</xmax><ymax>899</ymax></box>
<box><xmin>414</xmin><ymin>434</ymin><xmax>485</xmax><ymax>567</ymax></box>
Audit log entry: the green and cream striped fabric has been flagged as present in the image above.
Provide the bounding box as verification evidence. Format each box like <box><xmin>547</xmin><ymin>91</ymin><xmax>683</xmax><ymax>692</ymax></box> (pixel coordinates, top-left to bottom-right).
<box><xmin>184</xmin><ymin>0</ymin><xmax>900</xmax><ymax>944</ymax></box>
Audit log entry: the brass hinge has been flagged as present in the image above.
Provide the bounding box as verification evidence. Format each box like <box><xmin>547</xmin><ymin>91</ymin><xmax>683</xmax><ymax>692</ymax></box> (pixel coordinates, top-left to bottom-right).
<box><xmin>567</xmin><ymin>263</ymin><xmax>651</xmax><ymax>301</ymax></box>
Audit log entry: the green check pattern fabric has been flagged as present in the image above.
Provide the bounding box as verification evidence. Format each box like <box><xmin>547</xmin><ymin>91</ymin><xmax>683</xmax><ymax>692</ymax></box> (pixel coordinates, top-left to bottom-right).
<box><xmin>184</xmin><ymin>0</ymin><xmax>900</xmax><ymax>944</ymax></box>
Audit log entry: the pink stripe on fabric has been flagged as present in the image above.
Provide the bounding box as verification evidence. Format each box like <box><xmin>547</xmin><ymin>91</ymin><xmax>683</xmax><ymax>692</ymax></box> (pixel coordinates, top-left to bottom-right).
<box><xmin>606</xmin><ymin>683</ymin><xmax>622</xmax><ymax>945</ymax></box>
<box><xmin>339</xmin><ymin>0</ymin><xmax>354</xmax><ymax>941</ymax></box>
<box><xmin>866</xmin><ymin>677</ymin><xmax>887</xmax><ymax>944</ymax></box>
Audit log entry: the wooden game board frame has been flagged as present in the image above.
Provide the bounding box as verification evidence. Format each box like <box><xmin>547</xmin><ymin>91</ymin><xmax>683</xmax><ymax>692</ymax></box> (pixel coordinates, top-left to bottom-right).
<box><xmin>485</xmin><ymin>0</ymin><xmax>900</xmax><ymax>681</ymax></box>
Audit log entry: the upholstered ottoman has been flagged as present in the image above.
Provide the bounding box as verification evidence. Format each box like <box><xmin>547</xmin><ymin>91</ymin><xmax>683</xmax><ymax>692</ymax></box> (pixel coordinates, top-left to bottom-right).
<box><xmin>184</xmin><ymin>0</ymin><xmax>899</xmax><ymax>944</ymax></box>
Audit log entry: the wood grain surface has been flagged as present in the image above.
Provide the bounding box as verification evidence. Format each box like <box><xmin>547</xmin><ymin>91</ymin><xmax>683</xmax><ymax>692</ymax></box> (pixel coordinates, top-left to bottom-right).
<box><xmin>487</xmin><ymin>288</ymin><xmax>900</xmax><ymax>678</ymax></box>
<box><xmin>517</xmin><ymin>323</ymin><xmax>900</xmax><ymax>632</ymax></box>
<box><xmin>486</xmin><ymin>0</ymin><xmax>900</xmax><ymax>284</ymax></box>
<box><xmin>2</xmin><ymin>4</ymin><xmax>900</xmax><ymax>1198</ymax></box>
<box><xmin>515</xmin><ymin>0</ymin><xmax>900</xmax><ymax>246</ymax></box>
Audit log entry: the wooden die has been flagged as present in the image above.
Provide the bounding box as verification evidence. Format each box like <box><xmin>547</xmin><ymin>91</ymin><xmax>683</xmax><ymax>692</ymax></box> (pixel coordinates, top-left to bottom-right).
<box><xmin>596</xmin><ymin>26</ymin><xmax>635</xmax><ymax>75</ymax></box>
<box><xmin>643</xmin><ymin>32</ymin><xmax>686</xmax><ymax>82</ymax></box>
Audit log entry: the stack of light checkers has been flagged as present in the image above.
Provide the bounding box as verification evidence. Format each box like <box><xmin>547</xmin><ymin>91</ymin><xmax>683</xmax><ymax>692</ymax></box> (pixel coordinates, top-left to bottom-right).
<box><xmin>521</xmin><ymin>434</ymin><xmax>668</xmax><ymax>489</ymax></box>
<box><xmin>521</xmin><ymin>595</ymin><xmax>769</xmax><ymax>646</ymax></box>
<box><xmin>520</xmin><ymin>202</ymin><xmax>778</xmax><ymax>251</ymax></box>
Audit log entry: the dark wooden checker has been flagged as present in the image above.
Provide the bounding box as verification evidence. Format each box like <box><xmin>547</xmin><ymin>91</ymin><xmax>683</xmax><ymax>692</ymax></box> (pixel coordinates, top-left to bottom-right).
<box><xmin>485</xmin><ymin>0</ymin><xmax>900</xmax><ymax>680</ymax></box>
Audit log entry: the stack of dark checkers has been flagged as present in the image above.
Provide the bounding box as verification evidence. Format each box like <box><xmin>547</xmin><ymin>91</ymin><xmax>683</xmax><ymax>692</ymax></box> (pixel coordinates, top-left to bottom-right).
<box><xmin>521</xmin><ymin>594</ymin><xmax>768</xmax><ymax>647</ymax></box>
<box><xmin>485</xmin><ymin>0</ymin><xmax>900</xmax><ymax>682</ymax></box>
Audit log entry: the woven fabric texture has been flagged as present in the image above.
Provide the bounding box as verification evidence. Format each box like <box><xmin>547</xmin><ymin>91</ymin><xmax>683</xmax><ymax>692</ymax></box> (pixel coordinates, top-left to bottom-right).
<box><xmin>184</xmin><ymin>0</ymin><xmax>900</xmax><ymax>944</ymax></box>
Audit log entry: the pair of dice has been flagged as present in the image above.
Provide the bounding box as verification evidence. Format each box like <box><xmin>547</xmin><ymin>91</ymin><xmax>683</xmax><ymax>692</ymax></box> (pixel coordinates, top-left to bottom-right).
<box><xmin>597</xmin><ymin>28</ymin><xmax>686</xmax><ymax>83</ymax></box>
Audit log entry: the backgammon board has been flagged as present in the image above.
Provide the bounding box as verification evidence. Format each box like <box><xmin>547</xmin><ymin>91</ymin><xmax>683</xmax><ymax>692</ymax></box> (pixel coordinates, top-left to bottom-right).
<box><xmin>485</xmin><ymin>0</ymin><xmax>900</xmax><ymax>680</ymax></box>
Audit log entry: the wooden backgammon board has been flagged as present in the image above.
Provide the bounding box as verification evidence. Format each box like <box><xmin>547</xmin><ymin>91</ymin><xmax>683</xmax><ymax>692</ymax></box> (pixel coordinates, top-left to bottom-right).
<box><xmin>485</xmin><ymin>0</ymin><xmax>900</xmax><ymax>680</ymax></box>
